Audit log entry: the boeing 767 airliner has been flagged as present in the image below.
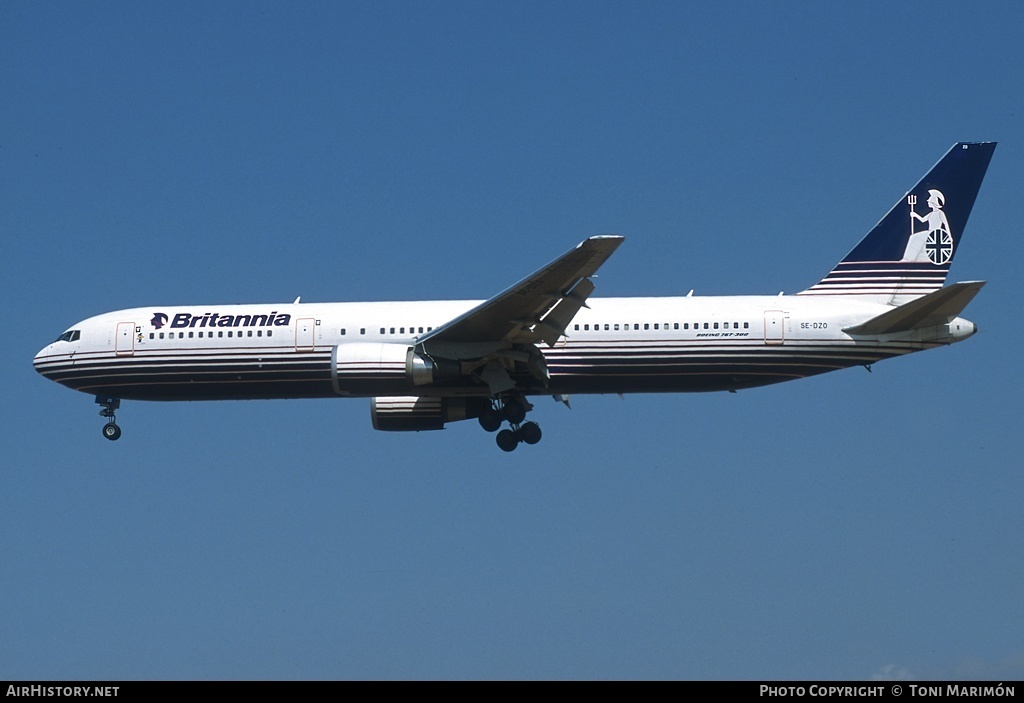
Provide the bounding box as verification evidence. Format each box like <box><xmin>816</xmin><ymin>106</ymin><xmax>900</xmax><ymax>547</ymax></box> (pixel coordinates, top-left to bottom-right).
<box><xmin>34</xmin><ymin>142</ymin><xmax>995</xmax><ymax>451</ymax></box>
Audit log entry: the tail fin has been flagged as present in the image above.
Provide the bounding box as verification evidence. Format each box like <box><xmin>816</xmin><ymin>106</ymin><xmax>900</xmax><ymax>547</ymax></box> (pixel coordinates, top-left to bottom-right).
<box><xmin>799</xmin><ymin>142</ymin><xmax>996</xmax><ymax>303</ymax></box>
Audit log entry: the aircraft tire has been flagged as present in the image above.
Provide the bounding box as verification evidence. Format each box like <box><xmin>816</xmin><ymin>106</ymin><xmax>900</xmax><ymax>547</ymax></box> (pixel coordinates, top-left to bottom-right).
<box><xmin>519</xmin><ymin>421</ymin><xmax>542</xmax><ymax>445</ymax></box>
<box><xmin>503</xmin><ymin>400</ymin><xmax>527</xmax><ymax>425</ymax></box>
<box><xmin>102</xmin><ymin>423</ymin><xmax>122</xmax><ymax>441</ymax></box>
<box><xmin>479</xmin><ymin>409</ymin><xmax>502</xmax><ymax>433</ymax></box>
<box><xmin>496</xmin><ymin>429</ymin><xmax>519</xmax><ymax>452</ymax></box>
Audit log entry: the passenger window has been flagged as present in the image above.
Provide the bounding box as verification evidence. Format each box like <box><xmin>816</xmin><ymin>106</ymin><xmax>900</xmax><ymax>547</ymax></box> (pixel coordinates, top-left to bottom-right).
<box><xmin>614</xmin><ymin>324</ymin><xmax>619</xmax><ymax>330</ymax></box>
<box><xmin>257</xmin><ymin>330</ymin><xmax>263</xmax><ymax>337</ymax></box>
<box><xmin>340</xmin><ymin>329</ymin><xmax>346</xmax><ymax>336</ymax></box>
<box><xmin>218</xmin><ymin>331</ymin><xmax>224</xmax><ymax>338</ymax></box>
<box><xmin>744</xmin><ymin>322</ymin><xmax>749</xmax><ymax>329</ymax></box>
<box><xmin>604</xmin><ymin>324</ymin><xmax>609</xmax><ymax>330</ymax></box>
<box><xmin>149</xmin><ymin>333</ymin><xmax>154</xmax><ymax>339</ymax></box>
<box><xmin>247</xmin><ymin>331</ymin><xmax>253</xmax><ymax>337</ymax></box>
<box><xmin>380</xmin><ymin>328</ymin><xmax>385</xmax><ymax>335</ymax></box>
<box><xmin>159</xmin><ymin>333</ymin><xmax>165</xmax><ymax>339</ymax></box>
<box><xmin>644</xmin><ymin>324</ymin><xmax>649</xmax><ymax>330</ymax></box>
<box><xmin>188</xmin><ymin>332</ymin><xmax>194</xmax><ymax>338</ymax></box>
<box><xmin>674</xmin><ymin>323</ymin><xmax>679</xmax><ymax>330</ymax></box>
<box><xmin>360</xmin><ymin>328</ymin><xmax>366</xmax><ymax>335</ymax></box>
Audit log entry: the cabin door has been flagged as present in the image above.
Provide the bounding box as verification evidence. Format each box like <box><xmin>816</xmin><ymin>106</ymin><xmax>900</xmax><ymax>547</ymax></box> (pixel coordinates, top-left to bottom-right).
<box><xmin>296</xmin><ymin>317</ymin><xmax>315</xmax><ymax>352</ymax></box>
<box><xmin>764</xmin><ymin>310</ymin><xmax>785</xmax><ymax>345</ymax></box>
<box><xmin>115</xmin><ymin>322</ymin><xmax>135</xmax><ymax>356</ymax></box>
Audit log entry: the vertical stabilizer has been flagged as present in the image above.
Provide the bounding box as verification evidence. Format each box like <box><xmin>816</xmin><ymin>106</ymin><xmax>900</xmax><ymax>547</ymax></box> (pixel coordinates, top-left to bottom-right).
<box><xmin>799</xmin><ymin>142</ymin><xmax>995</xmax><ymax>304</ymax></box>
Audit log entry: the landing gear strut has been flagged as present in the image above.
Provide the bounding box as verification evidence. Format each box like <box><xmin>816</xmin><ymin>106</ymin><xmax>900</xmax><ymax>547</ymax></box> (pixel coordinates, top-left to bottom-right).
<box><xmin>96</xmin><ymin>395</ymin><xmax>122</xmax><ymax>441</ymax></box>
<box><xmin>480</xmin><ymin>395</ymin><xmax>542</xmax><ymax>452</ymax></box>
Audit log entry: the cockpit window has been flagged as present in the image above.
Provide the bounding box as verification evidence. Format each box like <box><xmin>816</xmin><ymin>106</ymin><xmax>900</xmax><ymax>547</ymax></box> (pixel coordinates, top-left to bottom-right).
<box><xmin>54</xmin><ymin>330</ymin><xmax>81</xmax><ymax>343</ymax></box>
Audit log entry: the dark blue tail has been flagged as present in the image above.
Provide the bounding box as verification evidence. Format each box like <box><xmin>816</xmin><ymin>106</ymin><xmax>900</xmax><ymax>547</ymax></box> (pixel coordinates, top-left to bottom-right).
<box><xmin>800</xmin><ymin>142</ymin><xmax>995</xmax><ymax>303</ymax></box>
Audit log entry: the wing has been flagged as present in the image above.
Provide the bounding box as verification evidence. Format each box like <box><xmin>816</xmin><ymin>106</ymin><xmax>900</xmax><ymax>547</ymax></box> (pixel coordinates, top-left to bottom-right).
<box><xmin>418</xmin><ymin>235</ymin><xmax>624</xmax><ymax>354</ymax></box>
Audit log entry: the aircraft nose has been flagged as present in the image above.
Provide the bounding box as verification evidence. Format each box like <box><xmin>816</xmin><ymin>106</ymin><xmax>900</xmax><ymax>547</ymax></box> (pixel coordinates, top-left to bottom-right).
<box><xmin>33</xmin><ymin>347</ymin><xmax>47</xmax><ymax>374</ymax></box>
<box><xmin>33</xmin><ymin>344</ymin><xmax>55</xmax><ymax>378</ymax></box>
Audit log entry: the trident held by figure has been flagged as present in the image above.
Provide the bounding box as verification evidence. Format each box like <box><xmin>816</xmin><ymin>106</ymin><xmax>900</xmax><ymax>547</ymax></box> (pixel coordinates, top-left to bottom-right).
<box><xmin>908</xmin><ymin>194</ymin><xmax>917</xmax><ymax>238</ymax></box>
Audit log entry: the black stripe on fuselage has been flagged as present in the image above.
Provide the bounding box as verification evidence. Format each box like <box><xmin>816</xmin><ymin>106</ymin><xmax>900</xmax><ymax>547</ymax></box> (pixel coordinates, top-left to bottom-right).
<box><xmin>36</xmin><ymin>338</ymin><xmax>941</xmax><ymax>400</ymax></box>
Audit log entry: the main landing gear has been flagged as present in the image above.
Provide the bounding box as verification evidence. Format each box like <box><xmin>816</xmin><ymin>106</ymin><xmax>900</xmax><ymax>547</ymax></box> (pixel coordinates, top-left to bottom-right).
<box><xmin>96</xmin><ymin>395</ymin><xmax>122</xmax><ymax>441</ymax></box>
<box><xmin>478</xmin><ymin>395</ymin><xmax>542</xmax><ymax>452</ymax></box>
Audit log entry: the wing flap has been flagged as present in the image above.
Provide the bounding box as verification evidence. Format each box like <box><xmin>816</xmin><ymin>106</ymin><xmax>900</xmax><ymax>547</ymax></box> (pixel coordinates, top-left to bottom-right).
<box><xmin>844</xmin><ymin>281</ymin><xmax>985</xmax><ymax>336</ymax></box>
<box><xmin>527</xmin><ymin>277</ymin><xmax>596</xmax><ymax>346</ymax></box>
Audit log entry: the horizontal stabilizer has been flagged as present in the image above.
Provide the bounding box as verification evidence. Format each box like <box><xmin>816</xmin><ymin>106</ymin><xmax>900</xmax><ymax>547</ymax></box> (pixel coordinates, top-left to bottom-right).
<box><xmin>844</xmin><ymin>281</ymin><xmax>985</xmax><ymax>335</ymax></box>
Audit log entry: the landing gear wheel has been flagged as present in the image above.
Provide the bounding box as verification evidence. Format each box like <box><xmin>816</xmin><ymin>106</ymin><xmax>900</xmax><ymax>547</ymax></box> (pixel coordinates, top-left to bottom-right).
<box><xmin>502</xmin><ymin>399</ymin><xmax>527</xmax><ymax>425</ymax></box>
<box><xmin>519</xmin><ymin>421</ymin><xmax>542</xmax><ymax>445</ymax></box>
<box><xmin>479</xmin><ymin>408</ymin><xmax>502</xmax><ymax>433</ymax></box>
<box><xmin>496</xmin><ymin>429</ymin><xmax>519</xmax><ymax>452</ymax></box>
<box><xmin>95</xmin><ymin>396</ymin><xmax>123</xmax><ymax>441</ymax></box>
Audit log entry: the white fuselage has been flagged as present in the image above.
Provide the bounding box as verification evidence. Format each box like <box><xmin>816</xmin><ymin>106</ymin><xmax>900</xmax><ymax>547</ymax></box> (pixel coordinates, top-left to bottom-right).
<box><xmin>33</xmin><ymin>294</ymin><xmax>976</xmax><ymax>402</ymax></box>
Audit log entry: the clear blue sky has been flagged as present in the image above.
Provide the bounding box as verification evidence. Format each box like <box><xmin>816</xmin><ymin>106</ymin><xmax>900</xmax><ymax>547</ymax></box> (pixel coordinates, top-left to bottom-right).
<box><xmin>3</xmin><ymin>1</ymin><xmax>1022</xmax><ymax>680</ymax></box>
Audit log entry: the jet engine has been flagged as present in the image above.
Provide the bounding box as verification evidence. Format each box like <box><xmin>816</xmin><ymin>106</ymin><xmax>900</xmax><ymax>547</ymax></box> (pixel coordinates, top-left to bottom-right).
<box><xmin>333</xmin><ymin>343</ymin><xmax>464</xmax><ymax>395</ymax></box>
<box><xmin>370</xmin><ymin>396</ymin><xmax>486</xmax><ymax>431</ymax></box>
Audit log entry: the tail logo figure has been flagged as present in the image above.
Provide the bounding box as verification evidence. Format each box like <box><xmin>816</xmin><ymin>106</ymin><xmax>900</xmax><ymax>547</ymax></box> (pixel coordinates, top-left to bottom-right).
<box><xmin>904</xmin><ymin>189</ymin><xmax>953</xmax><ymax>264</ymax></box>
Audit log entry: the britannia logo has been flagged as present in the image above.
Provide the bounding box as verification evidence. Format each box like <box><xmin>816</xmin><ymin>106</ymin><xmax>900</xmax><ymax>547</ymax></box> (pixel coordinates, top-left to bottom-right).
<box><xmin>149</xmin><ymin>311</ymin><xmax>293</xmax><ymax>329</ymax></box>
<box><xmin>903</xmin><ymin>189</ymin><xmax>953</xmax><ymax>264</ymax></box>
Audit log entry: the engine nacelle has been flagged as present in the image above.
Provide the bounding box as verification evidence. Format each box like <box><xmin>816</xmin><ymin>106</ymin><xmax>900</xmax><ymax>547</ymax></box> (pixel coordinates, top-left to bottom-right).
<box><xmin>370</xmin><ymin>396</ymin><xmax>484</xmax><ymax>432</ymax></box>
<box><xmin>333</xmin><ymin>343</ymin><xmax>411</xmax><ymax>395</ymax></box>
<box><xmin>333</xmin><ymin>343</ymin><xmax>466</xmax><ymax>395</ymax></box>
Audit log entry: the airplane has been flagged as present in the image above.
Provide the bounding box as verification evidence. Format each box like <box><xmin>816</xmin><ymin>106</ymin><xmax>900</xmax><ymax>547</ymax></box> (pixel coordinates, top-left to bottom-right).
<box><xmin>34</xmin><ymin>142</ymin><xmax>995</xmax><ymax>451</ymax></box>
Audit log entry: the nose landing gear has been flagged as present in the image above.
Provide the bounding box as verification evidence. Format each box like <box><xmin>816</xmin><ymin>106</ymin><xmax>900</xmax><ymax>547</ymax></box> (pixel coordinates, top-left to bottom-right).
<box><xmin>95</xmin><ymin>395</ymin><xmax>122</xmax><ymax>441</ymax></box>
